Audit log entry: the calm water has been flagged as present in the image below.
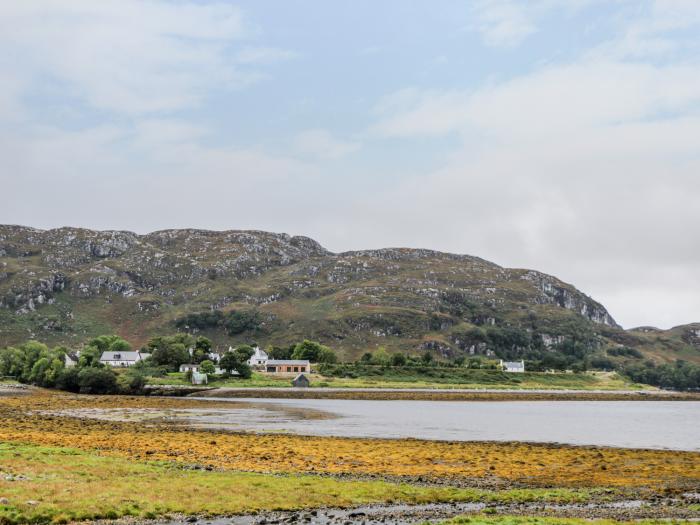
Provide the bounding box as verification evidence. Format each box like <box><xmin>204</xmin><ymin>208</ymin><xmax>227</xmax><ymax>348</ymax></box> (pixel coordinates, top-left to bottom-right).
<box><xmin>191</xmin><ymin>398</ymin><xmax>700</xmax><ymax>451</ymax></box>
<box><xmin>57</xmin><ymin>398</ymin><xmax>700</xmax><ymax>450</ymax></box>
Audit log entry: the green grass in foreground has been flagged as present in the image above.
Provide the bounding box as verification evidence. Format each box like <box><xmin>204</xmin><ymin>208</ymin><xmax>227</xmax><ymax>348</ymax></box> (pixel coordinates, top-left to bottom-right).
<box><xmin>0</xmin><ymin>443</ymin><xmax>597</xmax><ymax>524</ymax></box>
<box><xmin>148</xmin><ymin>370</ymin><xmax>644</xmax><ymax>391</ymax></box>
<box><xmin>435</xmin><ymin>517</ymin><xmax>692</xmax><ymax>525</ymax></box>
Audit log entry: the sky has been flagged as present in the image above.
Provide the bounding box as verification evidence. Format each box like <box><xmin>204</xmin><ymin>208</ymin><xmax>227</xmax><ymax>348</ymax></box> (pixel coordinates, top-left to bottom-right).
<box><xmin>1</xmin><ymin>1</ymin><xmax>699</xmax><ymax>329</ymax></box>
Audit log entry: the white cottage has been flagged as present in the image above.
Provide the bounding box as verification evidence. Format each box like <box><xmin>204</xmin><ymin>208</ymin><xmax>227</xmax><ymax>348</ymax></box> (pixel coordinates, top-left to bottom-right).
<box><xmin>179</xmin><ymin>363</ymin><xmax>223</xmax><ymax>374</ymax></box>
<box><xmin>247</xmin><ymin>346</ymin><xmax>269</xmax><ymax>367</ymax></box>
<box><xmin>64</xmin><ymin>352</ymin><xmax>80</xmax><ymax>368</ymax></box>
<box><xmin>500</xmin><ymin>359</ymin><xmax>525</xmax><ymax>373</ymax></box>
<box><xmin>100</xmin><ymin>351</ymin><xmax>150</xmax><ymax>367</ymax></box>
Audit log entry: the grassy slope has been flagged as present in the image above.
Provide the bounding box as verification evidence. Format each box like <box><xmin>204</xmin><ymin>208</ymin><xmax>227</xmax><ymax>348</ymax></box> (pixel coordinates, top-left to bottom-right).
<box><xmin>0</xmin><ymin>443</ymin><xmax>592</xmax><ymax>524</ymax></box>
<box><xmin>1</xmin><ymin>227</ymin><xmax>698</xmax><ymax>366</ymax></box>
<box><xmin>148</xmin><ymin>370</ymin><xmax>645</xmax><ymax>390</ymax></box>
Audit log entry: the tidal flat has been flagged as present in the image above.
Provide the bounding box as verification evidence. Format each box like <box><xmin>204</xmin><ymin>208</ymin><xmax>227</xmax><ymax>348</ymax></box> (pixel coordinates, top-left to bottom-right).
<box><xmin>0</xmin><ymin>389</ymin><xmax>698</xmax><ymax>524</ymax></box>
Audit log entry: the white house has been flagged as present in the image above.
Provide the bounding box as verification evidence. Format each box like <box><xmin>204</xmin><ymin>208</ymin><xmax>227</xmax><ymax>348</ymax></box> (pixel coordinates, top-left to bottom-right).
<box><xmin>500</xmin><ymin>360</ymin><xmax>525</xmax><ymax>373</ymax></box>
<box><xmin>100</xmin><ymin>351</ymin><xmax>150</xmax><ymax>367</ymax></box>
<box><xmin>64</xmin><ymin>352</ymin><xmax>80</xmax><ymax>368</ymax></box>
<box><xmin>247</xmin><ymin>346</ymin><xmax>269</xmax><ymax>367</ymax></box>
<box><xmin>179</xmin><ymin>363</ymin><xmax>223</xmax><ymax>374</ymax></box>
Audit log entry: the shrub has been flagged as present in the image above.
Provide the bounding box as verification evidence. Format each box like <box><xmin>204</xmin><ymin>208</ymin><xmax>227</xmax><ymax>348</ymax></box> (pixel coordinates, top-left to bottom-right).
<box><xmin>117</xmin><ymin>372</ymin><xmax>146</xmax><ymax>394</ymax></box>
<box><xmin>55</xmin><ymin>367</ymin><xmax>81</xmax><ymax>393</ymax></box>
<box><xmin>77</xmin><ymin>367</ymin><xmax>118</xmax><ymax>394</ymax></box>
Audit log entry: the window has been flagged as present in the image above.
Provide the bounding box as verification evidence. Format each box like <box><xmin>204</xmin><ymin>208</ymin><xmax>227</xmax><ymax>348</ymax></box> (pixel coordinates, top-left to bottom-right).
<box><xmin>293</xmin><ymin>367</ymin><xmax>299</xmax><ymax>372</ymax></box>
<box><xmin>286</xmin><ymin>366</ymin><xmax>292</xmax><ymax>372</ymax></box>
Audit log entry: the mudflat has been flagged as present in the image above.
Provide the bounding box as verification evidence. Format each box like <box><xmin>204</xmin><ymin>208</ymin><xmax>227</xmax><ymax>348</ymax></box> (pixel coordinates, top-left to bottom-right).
<box><xmin>0</xmin><ymin>389</ymin><xmax>698</xmax><ymax>524</ymax></box>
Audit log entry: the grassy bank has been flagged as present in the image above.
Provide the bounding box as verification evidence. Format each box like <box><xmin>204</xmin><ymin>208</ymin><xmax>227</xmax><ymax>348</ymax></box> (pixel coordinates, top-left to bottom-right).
<box><xmin>148</xmin><ymin>369</ymin><xmax>644</xmax><ymax>391</ymax></box>
<box><xmin>1</xmin><ymin>443</ymin><xmax>596</xmax><ymax>524</ymax></box>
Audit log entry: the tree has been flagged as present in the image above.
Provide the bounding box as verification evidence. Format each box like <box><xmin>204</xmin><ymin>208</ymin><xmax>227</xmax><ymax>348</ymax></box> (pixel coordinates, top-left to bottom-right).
<box><xmin>317</xmin><ymin>346</ymin><xmax>338</xmax><ymax>364</ymax></box>
<box><xmin>0</xmin><ymin>347</ymin><xmax>25</xmax><ymax>379</ymax></box>
<box><xmin>233</xmin><ymin>345</ymin><xmax>255</xmax><ymax>363</ymax></box>
<box><xmin>199</xmin><ymin>360</ymin><xmax>216</xmax><ymax>375</ymax></box>
<box><xmin>195</xmin><ymin>336</ymin><xmax>212</xmax><ymax>352</ymax></box>
<box><xmin>78</xmin><ymin>346</ymin><xmax>102</xmax><ymax>368</ymax></box>
<box><xmin>89</xmin><ymin>335</ymin><xmax>131</xmax><ymax>353</ymax></box>
<box><xmin>192</xmin><ymin>336</ymin><xmax>213</xmax><ymax>362</ymax></box>
<box><xmin>147</xmin><ymin>335</ymin><xmax>192</xmax><ymax>371</ymax></box>
<box><xmin>268</xmin><ymin>345</ymin><xmax>293</xmax><ymax>360</ymax></box>
<box><xmin>219</xmin><ymin>351</ymin><xmax>240</xmax><ymax>374</ymax></box>
<box><xmin>219</xmin><ymin>351</ymin><xmax>252</xmax><ymax>379</ymax></box>
<box><xmin>292</xmin><ymin>340</ymin><xmax>334</xmax><ymax>362</ymax></box>
<box><xmin>234</xmin><ymin>362</ymin><xmax>252</xmax><ymax>379</ymax></box>
<box><xmin>224</xmin><ymin>310</ymin><xmax>261</xmax><ymax>335</ymax></box>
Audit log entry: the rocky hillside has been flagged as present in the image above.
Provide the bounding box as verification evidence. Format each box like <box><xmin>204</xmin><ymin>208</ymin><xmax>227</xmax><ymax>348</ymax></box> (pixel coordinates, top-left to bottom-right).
<box><xmin>0</xmin><ymin>225</ymin><xmax>697</xmax><ymax>363</ymax></box>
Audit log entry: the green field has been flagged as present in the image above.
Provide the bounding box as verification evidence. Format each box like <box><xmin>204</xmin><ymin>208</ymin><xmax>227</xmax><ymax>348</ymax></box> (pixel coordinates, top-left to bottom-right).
<box><xmin>147</xmin><ymin>369</ymin><xmax>645</xmax><ymax>390</ymax></box>
<box><xmin>0</xmin><ymin>443</ymin><xmax>595</xmax><ymax>525</ymax></box>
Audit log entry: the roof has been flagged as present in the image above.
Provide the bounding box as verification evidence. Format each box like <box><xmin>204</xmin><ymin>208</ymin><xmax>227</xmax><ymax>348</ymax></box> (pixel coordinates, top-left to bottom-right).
<box><xmin>266</xmin><ymin>360</ymin><xmax>310</xmax><ymax>366</ymax></box>
<box><xmin>503</xmin><ymin>361</ymin><xmax>525</xmax><ymax>367</ymax></box>
<box><xmin>251</xmin><ymin>346</ymin><xmax>268</xmax><ymax>358</ymax></box>
<box><xmin>100</xmin><ymin>351</ymin><xmax>144</xmax><ymax>361</ymax></box>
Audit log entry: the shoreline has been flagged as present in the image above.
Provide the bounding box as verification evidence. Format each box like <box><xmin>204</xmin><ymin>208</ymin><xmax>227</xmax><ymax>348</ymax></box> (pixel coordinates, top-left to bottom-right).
<box><xmin>144</xmin><ymin>385</ymin><xmax>700</xmax><ymax>401</ymax></box>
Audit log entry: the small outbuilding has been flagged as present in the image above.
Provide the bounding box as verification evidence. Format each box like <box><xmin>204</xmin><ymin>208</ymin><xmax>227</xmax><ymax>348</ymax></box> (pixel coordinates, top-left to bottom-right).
<box><xmin>291</xmin><ymin>373</ymin><xmax>310</xmax><ymax>388</ymax></box>
<box><xmin>266</xmin><ymin>360</ymin><xmax>310</xmax><ymax>374</ymax></box>
<box><xmin>191</xmin><ymin>371</ymin><xmax>208</xmax><ymax>385</ymax></box>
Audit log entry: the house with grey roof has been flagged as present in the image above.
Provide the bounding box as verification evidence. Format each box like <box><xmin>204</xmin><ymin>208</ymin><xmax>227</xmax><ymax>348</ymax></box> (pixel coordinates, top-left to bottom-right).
<box><xmin>100</xmin><ymin>351</ymin><xmax>150</xmax><ymax>367</ymax></box>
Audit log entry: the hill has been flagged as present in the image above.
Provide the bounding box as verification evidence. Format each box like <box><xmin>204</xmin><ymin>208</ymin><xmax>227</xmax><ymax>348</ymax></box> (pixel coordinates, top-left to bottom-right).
<box><xmin>0</xmin><ymin>225</ymin><xmax>698</xmax><ymax>367</ymax></box>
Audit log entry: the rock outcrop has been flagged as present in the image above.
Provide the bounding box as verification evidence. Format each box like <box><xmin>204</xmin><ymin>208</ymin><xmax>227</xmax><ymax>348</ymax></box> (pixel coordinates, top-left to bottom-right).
<box><xmin>2</xmin><ymin>224</ymin><xmax>691</xmax><ymax>363</ymax></box>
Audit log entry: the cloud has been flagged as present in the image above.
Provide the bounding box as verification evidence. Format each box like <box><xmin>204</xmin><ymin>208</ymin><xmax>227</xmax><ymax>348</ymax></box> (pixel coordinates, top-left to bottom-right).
<box><xmin>0</xmin><ymin>2</ymin><xmax>317</xmax><ymax>235</ymax></box>
<box><xmin>469</xmin><ymin>0</ymin><xmax>538</xmax><ymax>47</ymax></box>
<box><xmin>589</xmin><ymin>0</ymin><xmax>700</xmax><ymax>60</ymax></box>
<box><xmin>293</xmin><ymin>129</ymin><xmax>360</xmax><ymax>160</ymax></box>
<box><xmin>359</xmin><ymin>53</ymin><xmax>700</xmax><ymax>327</ymax></box>
<box><xmin>0</xmin><ymin>1</ymin><xmax>248</xmax><ymax>115</ymax></box>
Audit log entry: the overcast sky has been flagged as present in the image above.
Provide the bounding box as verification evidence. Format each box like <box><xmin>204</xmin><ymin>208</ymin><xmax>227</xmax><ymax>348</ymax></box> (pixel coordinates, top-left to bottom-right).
<box><xmin>2</xmin><ymin>1</ymin><xmax>699</xmax><ymax>329</ymax></box>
